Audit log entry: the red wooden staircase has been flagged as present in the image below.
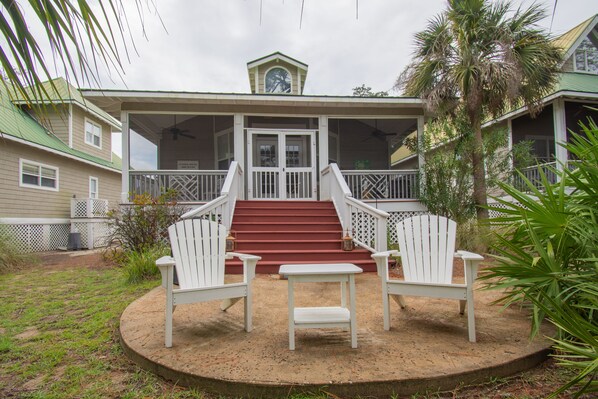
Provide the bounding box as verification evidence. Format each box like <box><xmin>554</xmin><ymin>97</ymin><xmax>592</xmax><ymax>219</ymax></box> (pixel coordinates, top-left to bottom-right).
<box><xmin>225</xmin><ymin>200</ymin><xmax>376</xmax><ymax>274</ymax></box>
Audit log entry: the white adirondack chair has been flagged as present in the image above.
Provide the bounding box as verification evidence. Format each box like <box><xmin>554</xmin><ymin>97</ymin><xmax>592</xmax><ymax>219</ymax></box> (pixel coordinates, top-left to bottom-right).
<box><xmin>372</xmin><ymin>215</ymin><xmax>484</xmax><ymax>342</ymax></box>
<box><xmin>156</xmin><ymin>219</ymin><xmax>261</xmax><ymax>347</ymax></box>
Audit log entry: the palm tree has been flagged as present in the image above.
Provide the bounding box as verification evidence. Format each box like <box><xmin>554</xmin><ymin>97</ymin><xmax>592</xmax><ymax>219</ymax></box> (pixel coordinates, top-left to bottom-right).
<box><xmin>398</xmin><ymin>0</ymin><xmax>562</xmax><ymax>220</ymax></box>
<box><xmin>0</xmin><ymin>0</ymin><xmax>157</xmax><ymax>105</ymax></box>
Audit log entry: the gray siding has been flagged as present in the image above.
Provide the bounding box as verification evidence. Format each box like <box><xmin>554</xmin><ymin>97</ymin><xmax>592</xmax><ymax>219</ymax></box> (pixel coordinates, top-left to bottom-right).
<box><xmin>0</xmin><ymin>140</ymin><xmax>121</xmax><ymax>218</ymax></box>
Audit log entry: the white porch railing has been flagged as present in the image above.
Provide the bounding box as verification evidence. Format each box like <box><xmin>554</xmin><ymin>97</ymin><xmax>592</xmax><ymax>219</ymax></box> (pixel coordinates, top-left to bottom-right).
<box><xmin>180</xmin><ymin>162</ymin><xmax>243</xmax><ymax>230</ymax></box>
<box><xmin>321</xmin><ymin>163</ymin><xmax>389</xmax><ymax>252</ymax></box>
<box><xmin>513</xmin><ymin>162</ymin><xmax>558</xmax><ymax>190</ymax></box>
<box><xmin>129</xmin><ymin>170</ymin><xmax>228</xmax><ymax>202</ymax></box>
<box><xmin>341</xmin><ymin>170</ymin><xmax>419</xmax><ymax>200</ymax></box>
<box><xmin>71</xmin><ymin>198</ymin><xmax>109</xmax><ymax>218</ymax></box>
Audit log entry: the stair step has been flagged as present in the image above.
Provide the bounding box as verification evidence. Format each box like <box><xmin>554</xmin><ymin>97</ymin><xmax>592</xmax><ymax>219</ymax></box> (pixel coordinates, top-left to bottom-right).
<box><xmin>225</xmin><ymin>259</ymin><xmax>377</xmax><ymax>274</ymax></box>
<box><xmin>235</xmin><ymin>239</ymin><xmax>342</xmax><ymax>251</ymax></box>
<box><xmin>235</xmin><ymin>200</ymin><xmax>334</xmax><ymax>209</ymax></box>
<box><xmin>233</xmin><ymin>215</ymin><xmax>340</xmax><ymax>223</ymax></box>
<box><xmin>232</xmin><ymin>222</ymin><xmax>341</xmax><ymax>232</ymax></box>
<box><xmin>233</xmin><ymin>231</ymin><xmax>343</xmax><ymax>241</ymax></box>
<box><xmin>239</xmin><ymin>249</ymin><xmax>372</xmax><ymax>262</ymax></box>
<box><xmin>234</xmin><ymin>207</ymin><xmax>337</xmax><ymax>216</ymax></box>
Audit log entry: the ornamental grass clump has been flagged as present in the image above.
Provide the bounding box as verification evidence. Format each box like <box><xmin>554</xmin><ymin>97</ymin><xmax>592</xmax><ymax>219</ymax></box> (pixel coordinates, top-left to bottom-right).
<box><xmin>483</xmin><ymin>119</ymin><xmax>598</xmax><ymax>398</ymax></box>
<box><xmin>0</xmin><ymin>230</ymin><xmax>37</xmax><ymax>274</ymax></box>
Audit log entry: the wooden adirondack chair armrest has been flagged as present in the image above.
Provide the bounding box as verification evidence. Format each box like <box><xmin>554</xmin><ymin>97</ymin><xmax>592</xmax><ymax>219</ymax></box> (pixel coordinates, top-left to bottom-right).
<box><xmin>371</xmin><ymin>250</ymin><xmax>400</xmax><ymax>280</ymax></box>
<box><xmin>455</xmin><ymin>250</ymin><xmax>484</xmax><ymax>284</ymax></box>
<box><xmin>226</xmin><ymin>252</ymin><xmax>261</xmax><ymax>282</ymax></box>
<box><xmin>156</xmin><ymin>256</ymin><xmax>176</xmax><ymax>290</ymax></box>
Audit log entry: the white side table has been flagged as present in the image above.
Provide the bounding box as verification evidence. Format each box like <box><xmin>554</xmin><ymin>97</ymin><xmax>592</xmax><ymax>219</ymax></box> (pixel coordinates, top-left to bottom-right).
<box><xmin>279</xmin><ymin>263</ymin><xmax>363</xmax><ymax>350</ymax></box>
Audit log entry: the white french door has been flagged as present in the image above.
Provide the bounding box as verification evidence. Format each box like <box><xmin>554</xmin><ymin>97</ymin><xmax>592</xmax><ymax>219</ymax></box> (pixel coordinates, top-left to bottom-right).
<box><xmin>247</xmin><ymin>130</ymin><xmax>316</xmax><ymax>200</ymax></box>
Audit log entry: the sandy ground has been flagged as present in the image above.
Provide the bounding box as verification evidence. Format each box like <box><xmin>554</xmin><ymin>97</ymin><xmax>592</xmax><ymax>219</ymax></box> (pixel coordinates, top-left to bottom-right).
<box><xmin>120</xmin><ymin>270</ymin><xmax>554</xmax><ymax>398</ymax></box>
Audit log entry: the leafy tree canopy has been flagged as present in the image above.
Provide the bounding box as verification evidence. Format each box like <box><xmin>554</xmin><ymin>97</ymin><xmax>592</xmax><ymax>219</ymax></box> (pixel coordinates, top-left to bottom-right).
<box><xmin>352</xmin><ymin>84</ymin><xmax>388</xmax><ymax>97</ymax></box>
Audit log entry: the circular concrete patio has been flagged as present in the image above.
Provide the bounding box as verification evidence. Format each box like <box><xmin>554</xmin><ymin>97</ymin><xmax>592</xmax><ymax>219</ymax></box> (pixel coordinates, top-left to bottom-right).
<box><xmin>119</xmin><ymin>273</ymin><xmax>553</xmax><ymax>398</ymax></box>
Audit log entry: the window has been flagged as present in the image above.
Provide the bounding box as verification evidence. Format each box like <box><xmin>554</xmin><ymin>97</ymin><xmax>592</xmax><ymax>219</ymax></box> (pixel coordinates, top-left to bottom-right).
<box><xmin>89</xmin><ymin>177</ymin><xmax>98</xmax><ymax>199</ymax></box>
<box><xmin>19</xmin><ymin>159</ymin><xmax>59</xmax><ymax>191</ymax></box>
<box><xmin>85</xmin><ymin>119</ymin><xmax>102</xmax><ymax>148</ymax></box>
<box><xmin>265</xmin><ymin>67</ymin><xmax>292</xmax><ymax>93</ymax></box>
<box><xmin>574</xmin><ymin>38</ymin><xmax>598</xmax><ymax>74</ymax></box>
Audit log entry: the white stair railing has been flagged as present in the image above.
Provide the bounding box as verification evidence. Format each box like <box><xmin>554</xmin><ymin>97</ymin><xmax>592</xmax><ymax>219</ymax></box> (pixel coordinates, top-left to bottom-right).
<box><xmin>180</xmin><ymin>162</ymin><xmax>243</xmax><ymax>230</ymax></box>
<box><xmin>321</xmin><ymin>163</ymin><xmax>389</xmax><ymax>252</ymax></box>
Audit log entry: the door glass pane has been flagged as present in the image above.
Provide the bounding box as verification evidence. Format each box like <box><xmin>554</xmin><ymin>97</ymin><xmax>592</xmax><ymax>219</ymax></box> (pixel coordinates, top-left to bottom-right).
<box><xmin>286</xmin><ymin>135</ymin><xmax>310</xmax><ymax>167</ymax></box>
<box><xmin>254</xmin><ymin>134</ymin><xmax>278</xmax><ymax>167</ymax></box>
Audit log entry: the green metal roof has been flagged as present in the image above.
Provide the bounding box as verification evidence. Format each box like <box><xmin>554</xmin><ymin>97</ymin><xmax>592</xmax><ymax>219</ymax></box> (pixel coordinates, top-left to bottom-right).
<box><xmin>0</xmin><ymin>86</ymin><xmax>121</xmax><ymax>172</ymax></box>
<box><xmin>555</xmin><ymin>72</ymin><xmax>598</xmax><ymax>94</ymax></box>
<box><xmin>11</xmin><ymin>78</ymin><xmax>121</xmax><ymax>130</ymax></box>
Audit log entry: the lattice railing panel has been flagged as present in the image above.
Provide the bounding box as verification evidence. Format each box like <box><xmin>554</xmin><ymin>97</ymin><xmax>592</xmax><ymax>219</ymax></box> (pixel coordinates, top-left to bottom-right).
<box><xmin>386</xmin><ymin>210</ymin><xmax>429</xmax><ymax>245</ymax></box>
<box><xmin>71</xmin><ymin>198</ymin><xmax>109</xmax><ymax>218</ymax></box>
<box><xmin>342</xmin><ymin>170</ymin><xmax>419</xmax><ymax>200</ymax></box>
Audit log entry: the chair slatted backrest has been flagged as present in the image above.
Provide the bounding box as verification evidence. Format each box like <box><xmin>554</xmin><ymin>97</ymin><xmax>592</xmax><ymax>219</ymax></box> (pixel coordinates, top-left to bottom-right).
<box><xmin>396</xmin><ymin>215</ymin><xmax>457</xmax><ymax>284</ymax></box>
<box><xmin>168</xmin><ymin>219</ymin><xmax>227</xmax><ymax>290</ymax></box>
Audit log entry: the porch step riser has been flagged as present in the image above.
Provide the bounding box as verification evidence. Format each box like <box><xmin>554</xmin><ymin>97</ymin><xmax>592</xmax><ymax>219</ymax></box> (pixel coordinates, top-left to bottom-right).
<box><xmin>236</xmin><ymin>251</ymin><xmax>373</xmax><ymax>263</ymax></box>
<box><xmin>234</xmin><ymin>208</ymin><xmax>337</xmax><ymax>216</ymax></box>
<box><xmin>233</xmin><ymin>231</ymin><xmax>343</xmax><ymax>241</ymax></box>
<box><xmin>235</xmin><ymin>241</ymin><xmax>343</xmax><ymax>251</ymax></box>
<box><xmin>233</xmin><ymin>215</ymin><xmax>340</xmax><ymax>223</ymax></box>
<box><xmin>225</xmin><ymin>261</ymin><xmax>377</xmax><ymax>274</ymax></box>
<box><xmin>235</xmin><ymin>200</ymin><xmax>334</xmax><ymax>209</ymax></box>
<box><xmin>232</xmin><ymin>223</ymin><xmax>341</xmax><ymax>232</ymax></box>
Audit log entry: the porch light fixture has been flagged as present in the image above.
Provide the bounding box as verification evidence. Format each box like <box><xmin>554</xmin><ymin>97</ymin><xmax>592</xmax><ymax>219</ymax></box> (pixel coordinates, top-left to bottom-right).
<box><xmin>226</xmin><ymin>231</ymin><xmax>236</xmax><ymax>252</ymax></box>
<box><xmin>342</xmin><ymin>230</ymin><xmax>354</xmax><ymax>251</ymax></box>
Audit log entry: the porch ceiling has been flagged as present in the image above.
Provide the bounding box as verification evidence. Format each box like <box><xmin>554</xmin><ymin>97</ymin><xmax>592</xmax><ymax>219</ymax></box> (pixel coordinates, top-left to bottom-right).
<box><xmin>81</xmin><ymin>90</ymin><xmax>426</xmax><ymax>119</ymax></box>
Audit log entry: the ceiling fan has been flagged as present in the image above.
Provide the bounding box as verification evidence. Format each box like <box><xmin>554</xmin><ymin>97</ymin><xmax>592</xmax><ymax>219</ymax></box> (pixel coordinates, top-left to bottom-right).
<box><xmin>363</xmin><ymin>120</ymin><xmax>397</xmax><ymax>142</ymax></box>
<box><xmin>163</xmin><ymin>115</ymin><xmax>195</xmax><ymax>140</ymax></box>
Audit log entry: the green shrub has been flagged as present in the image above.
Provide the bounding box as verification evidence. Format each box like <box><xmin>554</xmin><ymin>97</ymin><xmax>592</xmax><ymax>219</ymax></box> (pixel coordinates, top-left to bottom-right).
<box><xmin>122</xmin><ymin>244</ymin><xmax>171</xmax><ymax>284</ymax></box>
<box><xmin>0</xmin><ymin>230</ymin><xmax>37</xmax><ymax>273</ymax></box>
<box><xmin>107</xmin><ymin>190</ymin><xmax>184</xmax><ymax>253</ymax></box>
<box><xmin>483</xmin><ymin>119</ymin><xmax>598</xmax><ymax>397</ymax></box>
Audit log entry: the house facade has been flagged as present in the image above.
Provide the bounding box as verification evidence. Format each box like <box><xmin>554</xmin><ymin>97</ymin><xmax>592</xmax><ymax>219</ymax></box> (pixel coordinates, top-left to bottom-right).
<box><xmin>0</xmin><ymin>78</ymin><xmax>122</xmax><ymax>252</ymax></box>
<box><xmin>83</xmin><ymin>52</ymin><xmax>427</xmax><ymax>208</ymax></box>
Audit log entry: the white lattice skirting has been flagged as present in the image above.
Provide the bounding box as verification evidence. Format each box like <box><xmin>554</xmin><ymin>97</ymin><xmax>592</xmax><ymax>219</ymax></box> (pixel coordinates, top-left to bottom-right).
<box><xmin>1</xmin><ymin>218</ymin><xmax>111</xmax><ymax>253</ymax></box>
<box><xmin>0</xmin><ymin>219</ymin><xmax>71</xmax><ymax>253</ymax></box>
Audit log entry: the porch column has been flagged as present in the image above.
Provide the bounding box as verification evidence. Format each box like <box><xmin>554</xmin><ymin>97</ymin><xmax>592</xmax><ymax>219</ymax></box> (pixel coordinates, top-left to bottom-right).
<box><xmin>417</xmin><ymin>115</ymin><xmax>426</xmax><ymax>190</ymax></box>
<box><xmin>553</xmin><ymin>98</ymin><xmax>568</xmax><ymax>172</ymax></box>
<box><xmin>507</xmin><ymin>118</ymin><xmax>513</xmax><ymax>170</ymax></box>
<box><xmin>121</xmin><ymin>111</ymin><xmax>130</xmax><ymax>203</ymax></box>
<box><xmin>318</xmin><ymin>116</ymin><xmax>329</xmax><ymax>174</ymax></box>
<box><xmin>233</xmin><ymin>114</ymin><xmax>245</xmax><ymax>199</ymax></box>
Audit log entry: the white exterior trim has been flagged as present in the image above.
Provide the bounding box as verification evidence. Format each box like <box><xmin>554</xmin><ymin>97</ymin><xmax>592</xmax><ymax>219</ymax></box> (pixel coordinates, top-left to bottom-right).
<box><xmin>553</xmin><ymin>98</ymin><xmax>568</xmax><ymax>172</ymax></box>
<box><xmin>19</xmin><ymin>158</ymin><xmax>59</xmax><ymax>192</ymax></box>
<box><xmin>84</xmin><ymin>117</ymin><xmax>102</xmax><ymax>149</ymax></box>
<box><xmin>483</xmin><ymin>91</ymin><xmax>598</xmax><ymax>127</ymax></box>
<box><xmin>0</xmin><ymin>217</ymin><xmax>71</xmax><ymax>224</ymax></box>
<box><xmin>4</xmin><ymin>133</ymin><xmax>119</xmax><ymax>173</ymax></box>
<box><xmin>68</xmin><ymin>103</ymin><xmax>73</xmax><ymax>148</ymax></box>
<box><xmin>121</xmin><ymin>111</ymin><xmax>130</xmax><ymax>202</ymax></box>
<box><xmin>82</xmin><ymin>90</ymin><xmax>424</xmax><ymax>106</ymax></box>
<box><xmin>247</xmin><ymin>53</ymin><xmax>308</xmax><ymax>70</ymax></box>
<box><xmin>89</xmin><ymin>176</ymin><xmax>99</xmax><ymax>199</ymax></box>
<box><xmin>560</xmin><ymin>15</ymin><xmax>598</xmax><ymax>66</ymax></box>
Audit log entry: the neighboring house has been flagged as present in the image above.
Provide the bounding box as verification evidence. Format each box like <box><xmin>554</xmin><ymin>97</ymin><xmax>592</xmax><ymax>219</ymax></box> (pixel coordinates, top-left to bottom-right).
<box><xmin>391</xmin><ymin>15</ymin><xmax>598</xmax><ymax>182</ymax></box>
<box><xmin>0</xmin><ymin>78</ymin><xmax>122</xmax><ymax>252</ymax></box>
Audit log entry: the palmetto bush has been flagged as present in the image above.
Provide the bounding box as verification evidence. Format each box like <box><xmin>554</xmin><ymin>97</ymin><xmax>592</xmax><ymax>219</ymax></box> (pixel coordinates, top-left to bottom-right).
<box><xmin>483</xmin><ymin>120</ymin><xmax>598</xmax><ymax>397</ymax></box>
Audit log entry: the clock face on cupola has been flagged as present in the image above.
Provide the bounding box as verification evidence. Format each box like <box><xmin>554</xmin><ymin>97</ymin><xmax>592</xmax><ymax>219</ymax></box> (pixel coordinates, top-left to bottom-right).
<box><xmin>247</xmin><ymin>52</ymin><xmax>308</xmax><ymax>95</ymax></box>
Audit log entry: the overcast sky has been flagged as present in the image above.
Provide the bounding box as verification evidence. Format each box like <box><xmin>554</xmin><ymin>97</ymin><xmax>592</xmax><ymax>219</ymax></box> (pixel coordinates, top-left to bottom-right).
<box><xmin>93</xmin><ymin>0</ymin><xmax>596</xmax><ymax>96</ymax></box>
